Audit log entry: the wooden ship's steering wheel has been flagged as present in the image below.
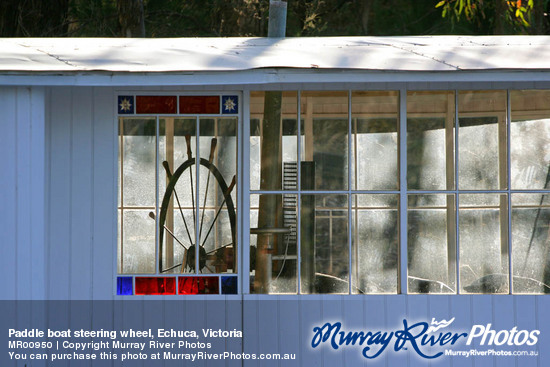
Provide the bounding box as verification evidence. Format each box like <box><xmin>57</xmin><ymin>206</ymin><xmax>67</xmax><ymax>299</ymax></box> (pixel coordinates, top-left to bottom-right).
<box><xmin>152</xmin><ymin>136</ymin><xmax>236</xmax><ymax>274</ymax></box>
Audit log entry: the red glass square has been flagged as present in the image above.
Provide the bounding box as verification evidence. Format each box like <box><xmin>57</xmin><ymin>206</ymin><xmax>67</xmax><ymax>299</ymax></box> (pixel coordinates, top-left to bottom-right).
<box><xmin>135</xmin><ymin>277</ymin><xmax>176</xmax><ymax>295</ymax></box>
<box><xmin>136</xmin><ymin>96</ymin><xmax>177</xmax><ymax>114</ymax></box>
<box><xmin>179</xmin><ymin>96</ymin><xmax>220</xmax><ymax>114</ymax></box>
<box><xmin>178</xmin><ymin>277</ymin><xmax>219</xmax><ymax>295</ymax></box>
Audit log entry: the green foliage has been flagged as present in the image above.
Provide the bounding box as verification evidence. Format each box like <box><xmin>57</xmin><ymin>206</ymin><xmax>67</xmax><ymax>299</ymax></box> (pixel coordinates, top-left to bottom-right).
<box><xmin>435</xmin><ymin>0</ymin><xmax>541</xmax><ymax>34</ymax></box>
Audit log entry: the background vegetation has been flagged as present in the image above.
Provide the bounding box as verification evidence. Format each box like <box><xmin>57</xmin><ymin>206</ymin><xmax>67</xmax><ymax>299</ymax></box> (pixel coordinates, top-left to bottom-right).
<box><xmin>0</xmin><ymin>0</ymin><xmax>548</xmax><ymax>38</ymax></box>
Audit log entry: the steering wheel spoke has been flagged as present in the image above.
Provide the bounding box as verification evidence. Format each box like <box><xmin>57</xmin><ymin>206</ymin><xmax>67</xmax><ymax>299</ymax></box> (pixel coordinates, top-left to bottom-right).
<box><xmin>158</xmin><ymin>151</ymin><xmax>236</xmax><ymax>274</ymax></box>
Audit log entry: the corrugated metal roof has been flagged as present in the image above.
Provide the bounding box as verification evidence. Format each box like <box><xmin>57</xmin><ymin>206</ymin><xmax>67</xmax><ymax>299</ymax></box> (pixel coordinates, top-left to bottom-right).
<box><xmin>1</xmin><ymin>36</ymin><xmax>549</xmax><ymax>73</ymax></box>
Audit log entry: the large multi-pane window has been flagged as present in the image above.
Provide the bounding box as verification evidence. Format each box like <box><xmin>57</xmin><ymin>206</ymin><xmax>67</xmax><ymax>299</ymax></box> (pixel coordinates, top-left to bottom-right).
<box><xmin>249</xmin><ymin>89</ymin><xmax>550</xmax><ymax>295</ymax></box>
<box><xmin>116</xmin><ymin>89</ymin><xmax>549</xmax><ymax>295</ymax></box>
<box><xmin>250</xmin><ymin>91</ymin><xmax>400</xmax><ymax>294</ymax></box>
<box><xmin>117</xmin><ymin>95</ymin><xmax>239</xmax><ymax>295</ymax></box>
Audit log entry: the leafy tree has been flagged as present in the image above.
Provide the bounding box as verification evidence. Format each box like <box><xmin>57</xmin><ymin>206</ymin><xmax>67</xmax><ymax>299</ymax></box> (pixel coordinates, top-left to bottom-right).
<box><xmin>436</xmin><ymin>0</ymin><xmax>549</xmax><ymax>34</ymax></box>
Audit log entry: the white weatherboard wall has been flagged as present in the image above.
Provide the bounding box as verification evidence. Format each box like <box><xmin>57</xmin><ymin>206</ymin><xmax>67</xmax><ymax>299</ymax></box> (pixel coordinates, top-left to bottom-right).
<box><xmin>46</xmin><ymin>86</ymin><xmax>116</xmax><ymax>300</ymax></box>
<box><xmin>240</xmin><ymin>295</ymin><xmax>547</xmax><ymax>367</ymax></box>
<box><xmin>0</xmin><ymin>86</ymin><xmax>46</xmax><ymax>301</ymax></box>
<box><xmin>3</xmin><ymin>84</ymin><xmax>550</xmax><ymax>367</ymax></box>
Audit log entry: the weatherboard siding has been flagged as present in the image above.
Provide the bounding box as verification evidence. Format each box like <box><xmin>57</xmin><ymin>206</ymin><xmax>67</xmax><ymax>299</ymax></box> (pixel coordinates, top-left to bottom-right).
<box><xmin>0</xmin><ymin>86</ymin><xmax>45</xmax><ymax>301</ymax></box>
<box><xmin>2</xmin><ymin>84</ymin><xmax>550</xmax><ymax>367</ymax></box>
<box><xmin>46</xmin><ymin>86</ymin><xmax>115</xmax><ymax>300</ymax></box>
<box><xmin>239</xmin><ymin>295</ymin><xmax>548</xmax><ymax>367</ymax></box>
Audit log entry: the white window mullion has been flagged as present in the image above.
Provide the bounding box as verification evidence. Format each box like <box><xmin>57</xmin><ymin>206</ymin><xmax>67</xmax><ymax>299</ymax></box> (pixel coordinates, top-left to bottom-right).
<box><xmin>155</xmin><ymin>115</ymin><xmax>160</xmax><ymax>273</ymax></box>
<box><xmin>507</xmin><ymin>90</ymin><xmax>513</xmax><ymax>294</ymax></box>
<box><xmin>195</xmin><ymin>115</ymin><xmax>200</xmax><ymax>274</ymax></box>
<box><xmin>347</xmin><ymin>89</ymin><xmax>353</xmax><ymax>295</ymax></box>
<box><xmin>455</xmin><ymin>90</ymin><xmax>460</xmax><ymax>294</ymax></box>
<box><xmin>399</xmin><ymin>89</ymin><xmax>408</xmax><ymax>294</ymax></box>
<box><xmin>297</xmin><ymin>90</ymin><xmax>302</xmax><ymax>295</ymax></box>
<box><xmin>242</xmin><ymin>90</ymin><xmax>251</xmax><ymax>294</ymax></box>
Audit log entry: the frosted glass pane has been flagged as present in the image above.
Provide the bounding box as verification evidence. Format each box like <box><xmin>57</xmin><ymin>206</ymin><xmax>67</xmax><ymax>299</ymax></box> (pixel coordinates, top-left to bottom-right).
<box><xmin>459</xmin><ymin>194</ymin><xmax>508</xmax><ymax>293</ymax></box>
<box><xmin>250</xmin><ymin>194</ymin><xmax>298</xmax><ymax>294</ymax></box>
<box><xmin>458</xmin><ymin>91</ymin><xmax>507</xmax><ymax>190</ymax></box>
<box><xmin>122</xmin><ymin>210</ymin><xmax>155</xmax><ymax>274</ymax></box>
<box><xmin>408</xmin><ymin>194</ymin><xmax>456</xmax><ymax>294</ymax></box>
<box><xmin>157</xmin><ymin>118</ymin><xmax>237</xmax><ymax>275</ymax></box>
<box><xmin>302</xmin><ymin>194</ymin><xmax>348</xmax><ymax>294</ymax></box>
<box><xmin>158</xmin><ymin>118</ymin><xmax>196</xmax><ymax>274</ymax></box>
<box><xmin>159</xmin><ymin>118</ymin><xmax>196</xmax><ymax>207</ymax></box>
<box><xmin>511</xmin><ymin>193</ymin><xmax>550</xmax><ymax>294</ymax></box>
<box><xmin>199</xmin><ymin>118</ymin><xmax>237</xmax><ymax>274</ymax></box>
<box><xmin>511</xmin><ymin>90</ymin><xmax>550</xmax><ymax>190</ymax></box>
<box><xmin>122</xmin><ymin>119</ymin><xmax>156</xmax><ymax>206</ymax></box>
<box><xmin>352</xmin><ymin>91</ymin><xmax>399</xmax><ymax>190</ymax></box>
<box><xmin>353</xmin><ymin>194</ymin><xmax>398</xmax><ymax>294</ymax></box>
<box><xmin>163</xmin><ymin>208</ymin><xmax>193</xmax><ymax>274</ymax></box>
<box><xmin>407</xmin><ymin>91</ymin><xmax>455</xmax><ymax>190</ymax></box>
<box><xmin>249</xmin><ymin>91</ymin><xmax>298</xmax><ymax>191</ymax></box>
<box><xmin>117</xmin><ymin>210</ymin><xmax>121</xmax><ymax>273</ymax></box>
<box><xmin>301</xmin><ymin>91</ymin><xmax>348</xmax><ymax>190</ymax></box>
<box><xmin>250</xmin><ymin>132</ymin><xmax>261</xmax><ymax>190</ymax></box>
<box><xmin>407</xmin><ymin>119</ymin><xmax>447</xmax><ymax>190</ymax></box>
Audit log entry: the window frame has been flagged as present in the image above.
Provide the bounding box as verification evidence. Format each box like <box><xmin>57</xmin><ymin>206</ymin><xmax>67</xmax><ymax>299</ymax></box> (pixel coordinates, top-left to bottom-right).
<box><xmin>116</xmin><ymin>91</ymin><xmax>243</xmax><ymax>296</ymax></box>
<box><xmin>245</xmin><ymin>88</ymin><xmax>550</xmax><ymax>295</ymax></box>
<box><xmin>115</xmin><ymin>88</ymin><xmax>550</xmax><ymax>296</ymax></box>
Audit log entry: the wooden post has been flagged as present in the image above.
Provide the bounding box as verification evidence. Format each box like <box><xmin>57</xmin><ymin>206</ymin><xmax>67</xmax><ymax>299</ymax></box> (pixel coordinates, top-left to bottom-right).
<box><xmin>300</xmin><ymin>162</ymin><xmax>316</xmax><ymax>294</ymax></box>
<box><xmin>256</xmin><ymin>92</ymin><xmax>284</xmax><ymax>293</ymax></box>
<box><xmin>255</xmin><ymin>0</ymin><xmax>287</xmax><ymax>293</ymax></box>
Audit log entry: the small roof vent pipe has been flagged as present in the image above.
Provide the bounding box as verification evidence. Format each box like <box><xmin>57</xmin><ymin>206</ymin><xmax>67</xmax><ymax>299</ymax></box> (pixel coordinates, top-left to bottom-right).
<box><xmin>268</xmin><ymin>0</ymin><xmax>287</xmax><ymax>38</ymax></box>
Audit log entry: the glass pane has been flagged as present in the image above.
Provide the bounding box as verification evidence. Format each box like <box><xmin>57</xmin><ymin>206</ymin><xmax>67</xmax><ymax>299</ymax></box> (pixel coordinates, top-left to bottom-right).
<box><xmin>407</xmin><ymin>91</ymin><xmax>455</xmax><ymax>190</ymax></box>
<box><xmin>119</xmin><ymin>117</ymin><xmax>157</xmax><ymax>275</ymax></box>
<box><xmin>250</xmin><ymin>194</ymin><xmax>298</xmax><ymax>294</ymax></box>
<box><xmin>352</xmin><ymin>91</ymin><xmax>399</xmax><ymax>190</ymax></box>
<box><xmin>158</xmin><ymin>118</ymin><xmax>237</xmax><ymax>275</ymax></box>
<box><xmin>180</xmin><ymin>96</ymin><xmax>220</xmax><ymax>114</ymax></box>
<box><xmin>408</xmin><ymin>194</ymin><xmax>456</xmax><ymax>294</ymax></box>
<box><xmin>117</xmin><ymin>277</ymin><xmax>133</xmax><ymax>295</ymax></box>
<box><xmin>122</xmin><ymin>210</ymin><xmax>156</xmax><ymax>274</ymax></box>
<box><xmin>250</xmin><ymin>91</ymin><xmax>298</xmax><ymax>191</ymax></box>
<box><xmin>301</xmin><ymin>91</ymin><xmax>348</xmax><ymax>190</ymax></box>
<box><xmin>135</xmin><ymin>277</ymin><xmax>176</xmax><ymax>295</ymax></box>
<box><xmin>117</xmin><ymin>210</ymin><xmax>121</xmax><ymax>273</ymax></box>
<box><xmin>198</xmin><ymin>118</ymin><xmax>237</xmax><ymax>274</ymax></box>
<box><xmin>511</xmin><ymin>90</ymin><xmax>550</xmax><ymax>190</ymax></box>
<box><xmin>136</xmin><ymin>96</ymin><xmax>177</xmax><ymax>114</ymax></box>
<box><xmin>221</xmin><ymin>276</ymin><xmax>238</xmax><ymax>294</ymax></box>
<box><xmin>302</xmin><ymin>194</ymin><xmax>348</xmax><ymax>294</ymax></box>
<box><xmin>459</xmin><ymin>194</ymin><xmax>508</xmax><ymax>293</ymax></box>
<box><xmin>512</xmin><ymin>194</ymin><xmax>550</xmax><ymax>294</ymax></box>
<box><xmin>352</xmin><ymin>194</ymin><xmax>398</xmax><ymax>294</ymax></box>
<box><xmin>178</xmin><ymin>277</ymin><xmax>219</xmax><ymax>294</ymax></box>
<box><xmin>159</xmin><ymin>118</ymin><xmax>196</xmax><ymax>274</ymax></box>
<box><xmin>121</xmin><ymin>118</ymin><xmax>156</xmax><ymax>206</ymax></box>
<box><xmin>458</xmin><ymin>91</ymin><xmax>507</xmax><ymax>190</ymax></box>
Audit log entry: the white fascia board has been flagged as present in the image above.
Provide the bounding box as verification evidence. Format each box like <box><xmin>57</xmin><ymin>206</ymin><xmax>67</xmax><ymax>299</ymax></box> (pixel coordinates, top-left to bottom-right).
<box><xmin>1</xmin><ymin>69</ymin><xmax>550</xmax><ymax>87</ymax></box>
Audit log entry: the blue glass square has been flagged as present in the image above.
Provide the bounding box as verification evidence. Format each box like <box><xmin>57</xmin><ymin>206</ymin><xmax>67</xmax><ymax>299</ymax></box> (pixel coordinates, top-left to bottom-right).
<box><xmin>221</xmin><ymin>276</ymin><xmax>238</xmax><ymax>294</ymax></box>
<box><xmin>117</xmin><ymin>277</ymin><xmax>133</xmax><ymax>295</ymax></box>
<box><xmin>118</xmin><ymin>96</ymin><xmax>134</xmax><ymax>114</ymax></box>
<box><xmin>221</xmin><ymin>95</ymin><xmax>238</xmax><ymax>114</ymax></box>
